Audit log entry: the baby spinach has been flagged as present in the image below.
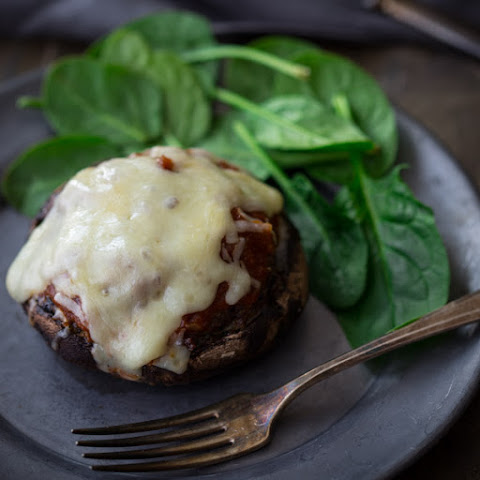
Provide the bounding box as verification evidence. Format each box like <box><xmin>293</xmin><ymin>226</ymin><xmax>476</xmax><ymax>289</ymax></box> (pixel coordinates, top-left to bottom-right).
<box><xmin>214</xmin><ymin>89</ymin><xmax>373</xmax><ymax>155</ymax></box>
<box><xmin>1</xmin><ymin>136</ymin><xmax>120</xmax><ymax>217</ymax></box>
<box><xmin>290</xmin><ymin>173</ymin><xmax>369</xmax><ymax>309</ymax></box>
<box><xmin>330</xmin><ymin>92</ymin><xmax>353</xmax><ymax>122</ymax></box>
<box><xmin>97</xmin><ymin>33</ymin><xmax>211</xmax><ymax>147</ymax></box>
<box><xmin>198</xmin><ymin>113</ymin><xmax>270</xmax><ymax>180</ymax></box>
<box><xmin>234</xmin><ymin>122</ymin><xmax>368</xmax><ymax>309</ymax></box>
<box><xmin>17</xmin><ymin>95</ymin><xmax>44</xmax><ymax>109</ymax></box>
<box><xmin>147</xmin><ymin>51</ymin><xmax>211</xmax><ymax>146</ymax></box>
<box><xmin>275</xmin><ymin>49</ymin><xmax>398</xmax><ymax>177</ymax></box>
<box><xmin>225</xmin><ymin>36</ymin><xmax>316</xmax><ymax>103</ymax></box>
<box><xmin>119</xmin><ymin>11</ymin><xmax>216</xmax><ymax>55</ymax></box>
<box><xmin>249</xmin><ymin>95</ymin><xmax>374</xmax><ymax>152</ymax></box>
<box><xmin>183</xmin><ymin>44</ymin><xmax>310</xmax><ymax>82</ymax></box>
<box><xmin>271</xmin><ymin>150</ymin><xmax>355</xmax><ymax>184</ymax></box>
<box><xmin>92</xmin><ymin>11</ymin><xmax>219</xmax><ymax>88</ymax></box>
<box><xmin>99</xmin><ymin>29</ymin><xmax>151</xmax><ymax>70</ymax></box>
<box><xmin>4</xmin><ymin>10</ymin><xmax>450</xmax><ymax>349</ymax></box>
<box><xmin>43</xmin><ymin>57</ymin><xmax>163</xmax><ymax>147</ymax></box>
<box><xmin>268</xmin><ymin>149</ymin><xmax>350</xmax><ymax>170</ymax></box>
<box><xmin>338</xmin><ymin>162</ymin><xmax>450</xmax><ymax>346</ymax></box>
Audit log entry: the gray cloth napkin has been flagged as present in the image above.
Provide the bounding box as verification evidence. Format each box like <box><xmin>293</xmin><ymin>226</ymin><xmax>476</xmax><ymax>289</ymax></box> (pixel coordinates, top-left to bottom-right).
<box><xmin>0</xmin><ymin>0</ymin><xmax>478</xmax><ymax>45</ymax></box>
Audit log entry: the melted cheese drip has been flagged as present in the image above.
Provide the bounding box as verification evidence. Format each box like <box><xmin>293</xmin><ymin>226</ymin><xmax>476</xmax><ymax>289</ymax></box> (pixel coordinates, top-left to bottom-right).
<box><xmin>6</xmin><ymin>147</ymin><xmax>283</xmax><ymax>376</ymax></box>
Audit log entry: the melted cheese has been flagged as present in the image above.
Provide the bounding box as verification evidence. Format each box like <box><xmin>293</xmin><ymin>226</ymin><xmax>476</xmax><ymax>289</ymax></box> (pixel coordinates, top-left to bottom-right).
<box><xmin>6</xmin><ymin>147</ymin><xmax>283</xmax><ymax>376</ymax></box>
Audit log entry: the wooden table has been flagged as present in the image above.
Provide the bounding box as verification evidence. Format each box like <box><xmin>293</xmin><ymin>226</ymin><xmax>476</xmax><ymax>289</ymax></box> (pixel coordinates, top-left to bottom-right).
<box><xmin>1</xmin><ymin>38</ymin><xmax>479</xmax><ymax>479</ymax></box>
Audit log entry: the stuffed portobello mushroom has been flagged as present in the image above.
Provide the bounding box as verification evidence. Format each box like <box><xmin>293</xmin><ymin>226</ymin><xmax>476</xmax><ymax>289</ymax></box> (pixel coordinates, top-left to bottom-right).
<box><xmin>6</xmin><ymin>147</ymin><xmax>308</xmax><ymax>385</ymax></box>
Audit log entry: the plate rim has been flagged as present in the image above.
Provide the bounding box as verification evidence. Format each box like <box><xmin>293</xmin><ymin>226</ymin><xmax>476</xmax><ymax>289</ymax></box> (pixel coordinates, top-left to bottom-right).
<box><xmin>0</xmin><ymin>63</ymin><xmax>479</xmax><ymax>480</ymax></box>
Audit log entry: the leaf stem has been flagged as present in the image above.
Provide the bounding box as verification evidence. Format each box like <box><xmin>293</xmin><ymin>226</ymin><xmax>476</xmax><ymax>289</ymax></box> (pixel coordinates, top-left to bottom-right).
<box><xmin>233</xmin><ymin>121</ymin><xmax>288</xmax><ymax>190</ymax></box>
<box><xmin>351</xmin><ymin>154</ymin><xmax>395</xmax><ymax>320</ymax></box>
<box><xmin>163</xmin><ymin>130</ymin><xmax>183</xmax><ymax>147</ymax></box>
<box><xmin>182</xmin><ymin>44</ymin><xmax>310</xmax><ymax>79</ymax></box>
<box><xmin>17</xmin><ymin>95</ymin><xmax>44</xmax><ymax>110</ymax></box>
<box><xmin>233</xmin><ymin>121</ymin><xmax>331</xmax><ymax>251</ymax></box>
<box><xmin>331</xmin><ymin>93</ymin><xmax>353</xmax><ymax>122</ymax></box>
<box><xmin>213</xmin><ymin>88</ymin><xmax>324</xmax><ymax>143</ymax></box>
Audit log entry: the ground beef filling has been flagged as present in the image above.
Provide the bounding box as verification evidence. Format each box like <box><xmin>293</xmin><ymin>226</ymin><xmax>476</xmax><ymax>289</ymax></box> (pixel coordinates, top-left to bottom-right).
<box><xmin>178</xmin><ymin>207</ymin><xmax>278</xmax><ymax>351</ymax></box>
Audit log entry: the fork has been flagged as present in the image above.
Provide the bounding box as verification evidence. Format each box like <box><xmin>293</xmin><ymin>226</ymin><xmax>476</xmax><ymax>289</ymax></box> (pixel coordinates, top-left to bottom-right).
<box><xmin>73</xmin><ymin>290</ymin><xmax>480</xmax><ymax>472</ymax></box>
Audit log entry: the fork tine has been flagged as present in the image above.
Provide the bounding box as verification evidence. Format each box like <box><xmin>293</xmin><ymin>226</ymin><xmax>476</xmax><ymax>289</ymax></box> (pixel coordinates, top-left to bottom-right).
<box><xmin>76</xmin><ymin>420</ymin><xmax>225</xmax><ymax>447</ymax></box>
<box><xmin>72</xmin><ymin>405</ymin><xmax>218</xmax><ymax>435</ymax></box>
<box><xmin>90</xmin><ymin>445</ymin><xmax>249</xmax><ymax>472</ymax></box>
<box><xmin>83</xmin><ymin>433</ymin><xmax>233</xmax><ymax>459</ymax></box>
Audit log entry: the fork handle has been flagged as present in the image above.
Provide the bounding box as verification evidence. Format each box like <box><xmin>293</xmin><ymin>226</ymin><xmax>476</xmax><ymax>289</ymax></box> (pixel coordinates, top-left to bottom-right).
<box><xmin>373</xmin><ymin>0</ymin><xmax>480</xmax><ymax>61</ymax></box>
<box><xmin>274</xmin><ymin>290</ymin><xmax>480</xmax><ymax>408</ymax></box>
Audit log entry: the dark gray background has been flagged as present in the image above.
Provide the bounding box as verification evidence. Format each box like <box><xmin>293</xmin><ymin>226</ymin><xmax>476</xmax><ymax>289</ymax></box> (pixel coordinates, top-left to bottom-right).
<box><xmin>0</xmin><ymin>0</ymin><xmax>478</xmax><ymax>44</ymax></box>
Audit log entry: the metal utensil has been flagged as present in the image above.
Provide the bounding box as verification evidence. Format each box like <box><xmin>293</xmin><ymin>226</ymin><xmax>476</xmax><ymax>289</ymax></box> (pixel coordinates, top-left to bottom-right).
<box><xmin>73</xmin><ymin>290</ymin><xmax>480</xmax><ymax>472</ymax></box>
<box><xmin>367</xmin><ymin>0</ymin><xmax>480</xmax><ymax>61</ymax></box>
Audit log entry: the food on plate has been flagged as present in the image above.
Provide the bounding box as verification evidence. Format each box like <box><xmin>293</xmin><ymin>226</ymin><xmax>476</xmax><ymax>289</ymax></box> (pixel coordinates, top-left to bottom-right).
<box><xmin>6</xmin><ymin>147</ymin><xmax>308</xmax><ymax>384</ymax></box>
<box><xmin>2</xmin><ymin>10</ymin><xmax>449</xmax><ymax>354</ymax></box>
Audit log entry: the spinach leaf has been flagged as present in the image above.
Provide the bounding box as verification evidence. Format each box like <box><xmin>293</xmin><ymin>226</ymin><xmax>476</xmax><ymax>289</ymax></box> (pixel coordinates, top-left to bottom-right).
<box><xmin>1</xmin><ymin>136</ymin><xmax>120</xmax><ymax>217</ymax></box>
<box><xmin>97</xmin><ymin>36</ymin><xmax>211</xmax><ymax>147</ymax></box>
<box><xmin>183</xmin><ymin>44</ymin><xmax>309</xmax><ymax>82</ymax></box>
<box><xmin>17</xmin><ymin>96</ymin><xmax>44</xmax><ymax>110</ymax></box>
<box><xmin>214</xmin><ymin>89</ymin><xmax>374</xmax><ymax>156</ymax></box>
<box><xmin>234</xmin><ymin>121</ymin><xmax>368</xmax><ymax>309</ymax></box>
<box><xmin>275</xmin><ymin>49</ymin><xmax>398</xmax><ymax>176</ymax></box>
<box><xmin>42</xmin><ymin>57</ymin><xmax>163</xmax><ymax>147</ymax></box>
<box><xmin>330</xmin><ymin>92</ymin><xmax>353</xmax><ymax>122</ymax></box>
<box><xmin>254</xmin><ymin>92</ymin><xmax>361</xmax><ymax>184</ymax></box>
<box><xmin>269</xmin><ymin>149</ymin><xmax>350</xmax><ymax>169</ymax></box>
<box><xmin>224</xmin><ymin>35</ymin><xmax>316</xmax><ymax>103</ymax></box>
<box><xmin>338</xmin><ymin>162</ymin><xmax>450</xmax><ymax>346</ymax></box>
<box><xmin>147</xmin><ymin>51</ymin><xmax>211</xmax><ymax>146</ymax></box>
<box><xmin>97</xmin><ymin>33</ymin><xmax>211</xmax><ymax>147</ymax></box>
<box><xmin>250</xmin><ymin>95</ymin><xmax>374</xmax><ymax>151</ymax></box>
<box><xmin>91</xmin><ymin>11</ymin><xmax>218</xmax><ymax>88</ymax></box>
<box><xmin>198</xmin><ymin>113</ymin><xmax>270</xmax><ymax>180</ymax></box>
<box><xmin>99</xmin><ymin>29</ymin><xmax>151</xmax><ymax>70</ymax></box>
<box><xmin>270</xmin><ymin>150</ymin><xmax>355</xmax><ymax>184</ymax></box>
<box><xmin>121</xmin><ymin>11</ymin><xmax>216</xmax><ymax>54</ymax></box>
<box><xmin>290</xmin><ymin>173</ymin><xmax>368</xmax><ymax>308</ymax></box>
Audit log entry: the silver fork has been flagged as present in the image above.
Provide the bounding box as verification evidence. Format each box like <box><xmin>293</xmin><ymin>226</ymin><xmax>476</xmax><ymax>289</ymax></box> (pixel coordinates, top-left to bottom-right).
<box><xmin>73</xmin><ymin>290</ymin><xmax>480</xmax><ymax>472</ymax></box>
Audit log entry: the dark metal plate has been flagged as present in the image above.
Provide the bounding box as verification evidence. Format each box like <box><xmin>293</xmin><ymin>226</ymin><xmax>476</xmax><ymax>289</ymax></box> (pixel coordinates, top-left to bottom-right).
<box><xmin>1</xmin><ymin>69</ymin><xmax>480</xmax><ymax>480</ymax></box>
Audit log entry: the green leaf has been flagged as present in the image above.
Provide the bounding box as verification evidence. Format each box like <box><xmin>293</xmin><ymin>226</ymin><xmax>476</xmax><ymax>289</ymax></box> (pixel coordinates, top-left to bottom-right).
<box><xmin>96</xmin><ymin>31</ymin><xmax>212</xmax><ymax>147</ymax></box>
<box><xmin>99</xmin><ymin>29</ymin><xmax>151</xmax><ymax>70</ymax></box>
<box><xmin>42</xmin><ymin>57</ymin><xmax>163</xmax><ymax>147</ymax></box>
<box><xmin>224</xmin><ymin>35</ymin><xmax>316</xmax><ymax>103</ymax></box>
<box><xmin>122</xmin><ymin>11</ymin><xmax>215</xmax><ymax>53</ymax></box>
<box><xmin>250</xmin><ymin>95</ymin><xmax>374</xmax><ymax>151</ymax></box>
<box><xmin>269</xmin><ymin>149</ymin><xmax>350</xmax><ymax>169</ymax></box>
<box><xmin>306</xmin><ymin>160</ymin><xmax>357</xmax><ymax>185</ymax></box>
<box><xmin>338</xmin><ymin>164</ymin><xmax>450</xmax><ymax>346</ymax></box>
<box><xmin>198</xmin><ymin>113</ymin><xmax>270</xmax><ymax>180</ymax></box>
<box><xmin>147</xmin><ymin>51</ymin><xmax>211</xmax><ymax>146</ymax></box>
<box><xmin>17</xmin><ymin>95</ymin><xmax>44</xmax><ymax>110</ymax></box>
<box><xmin>275</xmin><ymin>49</ymin><xmax>398</xmax><ymax>176</ymax></box>
<box><xmin>290</xmin><ymin>174</ymin><xmax>368</xmax><ymax>308</ymax></box>
<box><xmin>331</xmin><ymin>92</ymin><xmax>353</xmax><ymax>122</ymax></box>
<box><xmin>90</xmin><ymin>11</ymin><xmax>218</xmax><ymax>88</ymax></box>
<box><xmin>253</xmin><ymin>93</ymin><xmax>373</xmax><ymax>184</ymax></box>
<box><xmin>1</xmin><ymin>136</ymin><xmax>120</xmax><ymax>217</ymax></box>
<box><xmin>182</xmin><ymin>44</ymin><xmax>310</xmax><ymax>81</ymax></box>
<box><xmin>214</xmin><ymin>89</ymin><xmax>374</xmax><ymax>159</ymax></box>
<box><xmin>268</xmin><ymin>149</ymin><xmax>355</xmax><ymax>184</ymax></box>
<box><xmin>233</xmin><ymin>121</ymin><xmax>368</xmax><ymax>309</ymax></box>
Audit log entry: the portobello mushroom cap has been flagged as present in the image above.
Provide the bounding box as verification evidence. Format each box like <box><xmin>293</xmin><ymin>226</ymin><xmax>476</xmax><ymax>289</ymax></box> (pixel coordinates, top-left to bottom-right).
<box><xmin>13</xmin><ymin>148</ymin><xmax>309</xmax><ymax>385</ymax></box>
